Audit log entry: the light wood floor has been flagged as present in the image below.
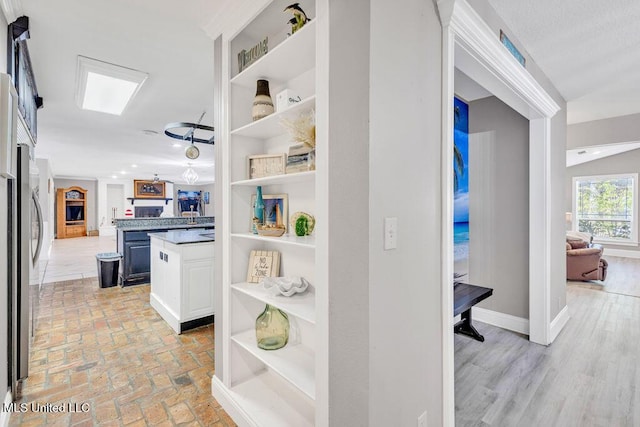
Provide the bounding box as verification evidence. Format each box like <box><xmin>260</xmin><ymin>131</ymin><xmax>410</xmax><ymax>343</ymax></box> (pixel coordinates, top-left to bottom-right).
<box><xmin>456</xmin><ymin>258</ymin><xmax>640</xmax><ymax>426</ymax></box>
<box><xmin>568</xmin><ymin>256</ymin><xmax>640</xmax><ymax>298</ymax></box>
<box><xmin>41</xmin><ymin>235</ymin><xmax>117</xmax><ymax>284</ymax></box>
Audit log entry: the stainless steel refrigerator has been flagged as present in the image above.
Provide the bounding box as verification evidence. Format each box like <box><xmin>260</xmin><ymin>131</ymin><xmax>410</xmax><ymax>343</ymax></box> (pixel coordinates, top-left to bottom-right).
<box><xmin>1</xmin><ymin>72</ymin><xmax>43</xmax><ymax>400</ymax></box>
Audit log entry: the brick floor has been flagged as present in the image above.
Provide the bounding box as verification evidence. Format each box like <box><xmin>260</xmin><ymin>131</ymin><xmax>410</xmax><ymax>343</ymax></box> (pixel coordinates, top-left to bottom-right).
<box><xmin>9</xmin><ymin>278</ymin><xmax>236</xmax><ymax>427</ymax></box>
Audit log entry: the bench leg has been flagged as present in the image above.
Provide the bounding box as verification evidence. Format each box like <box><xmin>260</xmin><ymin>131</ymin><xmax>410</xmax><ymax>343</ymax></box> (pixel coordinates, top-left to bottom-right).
<box><xmin>454</xmin><ymin>308</ymin><xmax>485</xmax><ymax>342</ymax></box>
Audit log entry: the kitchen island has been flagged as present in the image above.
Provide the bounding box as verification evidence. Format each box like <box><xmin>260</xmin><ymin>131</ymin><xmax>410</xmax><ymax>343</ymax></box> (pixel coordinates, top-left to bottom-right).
<box><xmin>148</xmin><ymin>229</ymin><xmax>215</xmax><ymax>334</ymax></box>
<box><xmin>114</xmin><ymin>217</ymin><xmax>214</xmax><ymax>286</ymax></box>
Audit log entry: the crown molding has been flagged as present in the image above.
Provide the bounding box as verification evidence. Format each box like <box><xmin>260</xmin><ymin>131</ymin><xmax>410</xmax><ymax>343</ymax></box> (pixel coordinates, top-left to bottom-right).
<box><xmin>0</xmin><ymin>0</ymin><xmax>23</xmax><ymax>23</ymax></box>
<box><xmin>439</xmin><ymin>0</ymin><xmax>560</xmax><ymax>118</ymax></box>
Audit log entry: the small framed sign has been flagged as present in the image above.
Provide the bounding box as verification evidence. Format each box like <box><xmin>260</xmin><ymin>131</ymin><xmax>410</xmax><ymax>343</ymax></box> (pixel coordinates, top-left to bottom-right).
<box><xmin>247</xmin><ymin>250</ymin><xmax>281</xmax><ymax>283</ymax></box>
<box><xmin>500</xmin><ymin>30</ymin><xmax>526</xmax><ymax>67</ymax></box>
<box><xmin>247</xmin><ymin>153</ymin><xmax>287</xmax><ymax>179</ymax></box>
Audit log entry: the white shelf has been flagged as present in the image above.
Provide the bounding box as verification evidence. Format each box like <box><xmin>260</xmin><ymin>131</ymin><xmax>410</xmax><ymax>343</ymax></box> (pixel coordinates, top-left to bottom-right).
<box><xmin>216</xmin><ymin>372</ymin><xmax>314</xmax><ymax>427</ymax></box>
<box><xmin>232</xmin><ymin>282</ymin><xmax>316</xmax><ymax>324</ymax></box>
<box><xmin>231</xmin><ymin>20</ymin><xmax>316</xmax><ymax>89</ymax></box>
<box><xmin>231</xmin><ymin>95</ymin><xmax>316</xmax><ymax>139</ymax></box>
<box><xmin>231</xmin><ymin>330</ymin><xmax>315</xmax><ymax>400</ymax></box>
<box><xmin>231</xmin><ymin>232</ymin><xmax>316</xmax><ymax>248</ymax></box>
<box><xmin>232</xmin><ymin>171</ymin><xmax>315</xmax><ymax>187</ymax></box>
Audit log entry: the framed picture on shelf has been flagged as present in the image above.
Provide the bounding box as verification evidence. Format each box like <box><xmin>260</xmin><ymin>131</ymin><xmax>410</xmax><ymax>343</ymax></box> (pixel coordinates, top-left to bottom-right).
<box><xmin>133</xmin><ymin>180</ymin><xmax>166</xmax><ymax>198</ymax></box>
<box><xmin>247</xmin><ymin>153</ymin><xmax>287</xmax><ymax>179</ymax></box>
<box><xmin>250</xmin><ymin>193</ymin><xmax>289</xmax><ymax>233</ymax></box>
<box><xmin>246</xmin><ymin>250</ymin><xmax>281</xmax><ymax>283</ymax></box>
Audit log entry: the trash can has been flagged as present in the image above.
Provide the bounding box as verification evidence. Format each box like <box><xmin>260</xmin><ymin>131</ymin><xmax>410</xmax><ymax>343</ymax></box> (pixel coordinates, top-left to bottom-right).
<box><xmin>96</xmin><ymin>252</ymin><xmax>122</xmax><ymax>288</ymax></box>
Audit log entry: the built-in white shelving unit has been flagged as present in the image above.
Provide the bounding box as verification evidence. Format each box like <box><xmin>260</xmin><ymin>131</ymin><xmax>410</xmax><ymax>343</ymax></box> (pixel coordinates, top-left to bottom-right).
<box><xmin>230</xmin><ymin>232</ymin><xmax>315</xmax><ymax>248</ymax></box>
<box><xmin>231</xmin><ymin>170</ymin><xmax>315</xmax><ymax>187</ymax></box>
<box><xmin>231</xmin><ymin>282</ymin><xmax>316</xmax><ymax>324</ymax></box>
<box><xmin>231</xmin><ymin>96</ymin><xmax>316</xmax><ymax>139</ymax></box>
<box><xmin>231</xmin><ymin>330</ymin><xmax>316</xmax><ymax>399</ymax></box>
<box><xmin>229</xmin><ymin>20</ymin><xmax>316</xmax><ymax>88</ymax></box>
<box><xmin>213</xmin><ymin>1</ymin><xmax>319</xmax><ymax>425</ymax></box>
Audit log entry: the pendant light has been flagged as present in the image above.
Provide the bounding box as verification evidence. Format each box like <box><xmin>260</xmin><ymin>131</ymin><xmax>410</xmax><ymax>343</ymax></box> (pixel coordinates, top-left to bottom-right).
<box><xmin>182</xmin><ymin>164</ymin><xmax>198</xmax><ymax>184</ymax></box>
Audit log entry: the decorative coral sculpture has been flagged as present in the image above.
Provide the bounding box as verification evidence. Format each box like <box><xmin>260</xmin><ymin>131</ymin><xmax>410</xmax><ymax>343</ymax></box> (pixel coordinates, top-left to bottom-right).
<box><xmin>261</xmin><ymin>276</ymin><xmax>310</xmax><ymax>297</ymax></box>
<box><xmin>280</xmin><ymin>110</ymin><xmax>315</xmax><ymax>149</ymax></box>
<box><xmin>284</xmin><ymin>3</ymin><xmax>310</xmax><ymax>34</ymax></box>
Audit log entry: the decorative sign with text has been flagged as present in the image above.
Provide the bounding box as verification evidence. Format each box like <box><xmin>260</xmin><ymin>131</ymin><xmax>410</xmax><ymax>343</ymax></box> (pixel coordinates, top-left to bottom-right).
<box><xmin>237</xmin><ymin>37</ymin><xmax>269</xmax><ymax>73</ymax></box>
<box><xmin>247</xmin><ymin>250</ymin><xmax>281</xmax><ymax>283</ymax></box>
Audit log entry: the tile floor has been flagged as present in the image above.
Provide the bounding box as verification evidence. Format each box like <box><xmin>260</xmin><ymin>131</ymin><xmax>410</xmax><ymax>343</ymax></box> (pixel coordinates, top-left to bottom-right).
<box><xmin>40</xmin><ymin>236</ymin><xmax>118</xmax><ymax>284</ymax></box>
<box><xmin>11</xmin><ymin>236</ymin><xmax>235</xmax><ymax>426</ymax></box>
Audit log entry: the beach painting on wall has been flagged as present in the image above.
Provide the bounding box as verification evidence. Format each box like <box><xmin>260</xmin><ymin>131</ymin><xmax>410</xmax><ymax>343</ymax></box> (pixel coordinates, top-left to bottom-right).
<box><xmin>454</xmin><ymin>97</ymin><xmax>469</xmax><ymax>277</ymax></box>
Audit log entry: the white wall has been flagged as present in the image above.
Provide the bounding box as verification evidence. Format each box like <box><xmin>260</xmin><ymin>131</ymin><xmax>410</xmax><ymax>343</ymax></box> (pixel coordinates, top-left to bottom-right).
<box><xmin>468</xmin><ymin>96</ymin><xmax>530</xmax><ymax>319</ymax></box>
<box><xmin>316</xmin><ymin>0</ymin><xmax>371</xmax><ymax>424</ymax></box>
<box><xmin>568</xmin><ymin>112</ymin><xmax>640</xmax><ymax>150</ymax></box>
<box><xmin>97</xmin><ymin>179</ymin><xmax>177</xmax><ymax>235</ymax></box>
<box><xmin>35</xmin><ymin>158</ymin><xmax>54</xmax><ymax>260</ymax></box>
<box><xmin>0</xmin><ymin>178</ymin><xmax>10</xmax><ymax>418</ymax></box>
<box><xmin>369</xmin><ymin>0</ymin><xmax>443</xmax><ymax>426</ymax></box>
<box><xmin>1</xmin><ymin>9</ymin><xmax>11</xmax><ymax>415</ymax></box>
<box><xmin>97</xmin><ymin>179</ymin><xmax>125</xmax><ymax>236</ymax></box>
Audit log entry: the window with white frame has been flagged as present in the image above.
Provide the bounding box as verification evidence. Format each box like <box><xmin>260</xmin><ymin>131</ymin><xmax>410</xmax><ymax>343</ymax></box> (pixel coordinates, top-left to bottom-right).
<box><xmin>573</xmin><ymin>173</ymin><xmax>638</xmax><ymax>243</ymax></box>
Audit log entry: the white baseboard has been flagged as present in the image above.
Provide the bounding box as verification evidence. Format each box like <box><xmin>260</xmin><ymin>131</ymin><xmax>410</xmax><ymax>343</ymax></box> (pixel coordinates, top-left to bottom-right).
<box><xmin>149</xmin><ymin>293</ymin><xmax>180</xmax><ymax>334</ymax></box>
<box><xmin>550</xmin><ymin>305</ymin><xmax>570</xmax><ymax>343</ymax></box>
<box><xmin>473</xmin><ymin>307</ymin><xmax>530</xmax><ymax>335</ymax></box>
<box><xmin>602</xmin><ymin>248</ymin><xmax>640</xmax><ymax>259</ymax></box>
<box><xmin>212</xmin><ymin>375</ymin><xmax>251</xmax><ymax>427</ymax></box>
<box><xmin>1</xmin><ymin>391</ymin><xmax>13</xmax><ymax>427</ymax></box>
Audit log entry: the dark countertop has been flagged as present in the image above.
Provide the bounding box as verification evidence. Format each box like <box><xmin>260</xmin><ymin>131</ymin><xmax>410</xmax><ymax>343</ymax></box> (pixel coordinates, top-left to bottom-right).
<box><xmin>118</xmin><ymin>222</ymin><xmax>215</xmax><ymax>232</ymax></box>
<box><xmin>148</xmin><ymin>229</ymin><xmax>216</xmax><ymax>245</ymax></box>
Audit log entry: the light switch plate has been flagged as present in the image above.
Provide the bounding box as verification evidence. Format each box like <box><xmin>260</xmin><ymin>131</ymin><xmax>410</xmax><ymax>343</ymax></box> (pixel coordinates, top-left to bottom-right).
<box><xmin>384</xmin><ymin>217</ymin><xmax>398</xmax><ymax>250</ymax></box>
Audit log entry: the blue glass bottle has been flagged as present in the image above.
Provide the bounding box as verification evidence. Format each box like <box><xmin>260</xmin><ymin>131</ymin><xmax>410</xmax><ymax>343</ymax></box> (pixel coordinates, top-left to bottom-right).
<box><xmin>253</xmin><ymin>186</ymin><xmax>265</xmax><ymax>234</ymax></box>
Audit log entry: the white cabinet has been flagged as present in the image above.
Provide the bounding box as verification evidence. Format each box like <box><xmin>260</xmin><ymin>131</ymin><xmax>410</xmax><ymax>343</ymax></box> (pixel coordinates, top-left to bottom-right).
<box><xmin>212</xmin><ymin>1</ymin><xmax>319</xmax><ymax>426</ymax></box>
<box><xmin>150</xmin><ymin>236</ymin><xmax>214</xmax><ymax>333</ymax></box>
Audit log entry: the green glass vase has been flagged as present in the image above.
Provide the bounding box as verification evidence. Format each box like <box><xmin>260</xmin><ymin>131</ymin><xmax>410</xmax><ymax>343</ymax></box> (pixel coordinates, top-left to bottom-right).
<box><xmin>255</xmin><ymin>304</ymin><xmax>289</xmax><ymax>350</ymax></box>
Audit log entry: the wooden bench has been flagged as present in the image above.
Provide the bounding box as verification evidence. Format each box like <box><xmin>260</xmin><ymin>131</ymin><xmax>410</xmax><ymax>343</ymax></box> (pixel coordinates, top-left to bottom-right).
<box><xmin>454</xmin><ymin>282</ymin><xmax>493</xmax><ymax>342</ymax></box>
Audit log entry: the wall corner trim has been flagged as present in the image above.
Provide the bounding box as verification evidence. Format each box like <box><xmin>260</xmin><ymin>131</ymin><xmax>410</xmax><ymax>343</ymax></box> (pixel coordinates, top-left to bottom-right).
<box><xmin>1</xmin><ymin>390</ymin><xmax>13</xmax><ymax>427</ymax></box>
<box><xmin>211</xmin><ymin>375</ymin><xmax>250</xmax><ymax>426</ymax></box>
<box><xmin>549</xmin><ymin>305</ymin><xmax>570</xmax><ymax>343</ymax></box>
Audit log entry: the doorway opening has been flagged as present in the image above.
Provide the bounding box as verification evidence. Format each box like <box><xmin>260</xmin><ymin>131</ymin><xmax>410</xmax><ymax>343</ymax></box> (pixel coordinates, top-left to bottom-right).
<box><xmin>438</xmin><ymin>0</ymin><xmax>561</xmax><ymax>424</ymax></box>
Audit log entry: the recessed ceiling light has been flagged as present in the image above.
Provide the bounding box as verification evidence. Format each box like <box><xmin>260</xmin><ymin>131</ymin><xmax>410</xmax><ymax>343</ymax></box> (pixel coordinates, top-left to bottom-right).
<box><xmin>75</xmin><ymin>56</ymin><xmax>148</xmax><ymax>115</ymax></box>
<box><xmin>111</xmin><ymin>175</ymin><xmax>117</xmax><ymax>179</ymax></box>
<box><xmin>120</xmin><ymin>171</ymin><xmax>126</xmax><ymax>174</ymax></box>
<box><xmin>173</xmin><ymin>143</ymin><xmax>182</xmax><ymax>148</ymax></box>
<box><xmin>131</xmin><ymin>164</ymin><xmax>138</xmax><ymax>168</ymax></box>
<box><xmin>592</xmin><ymin>150</ymin><xmax>601</xmax><ymax>155</ymax></box>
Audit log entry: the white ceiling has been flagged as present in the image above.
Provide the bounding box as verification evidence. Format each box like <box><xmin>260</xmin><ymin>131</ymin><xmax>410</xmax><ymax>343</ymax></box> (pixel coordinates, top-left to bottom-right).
<box><xmin>22</xmin><ymin>0</ymin><xmax>229</xmax><ymax>184</ymax></box>
<box><xmin>454</xmin><ymin>68</ymin><xmax>492</xmax><ymax>103</ymax></box>
<box><xmin>567</xmin><ymin>142</ymin><xmax>640</xmax><ymax>167</ymax></box>
<box><xmin>489</xmin><ymin>0</ymin><xmax>640</xmax><ymax>124</ymax></box>
<box><xmin>21</xmin><ymin>0</ymin><xmax>640</xmax><ymax>181</ymax></box>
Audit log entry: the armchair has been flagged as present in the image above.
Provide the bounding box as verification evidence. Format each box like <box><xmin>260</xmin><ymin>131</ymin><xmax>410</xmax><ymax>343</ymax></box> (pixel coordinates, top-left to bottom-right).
<box><xmin>566</xmin><ymin>239</ymin><xmax>608</xmax><ymax>281</ymax></box>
